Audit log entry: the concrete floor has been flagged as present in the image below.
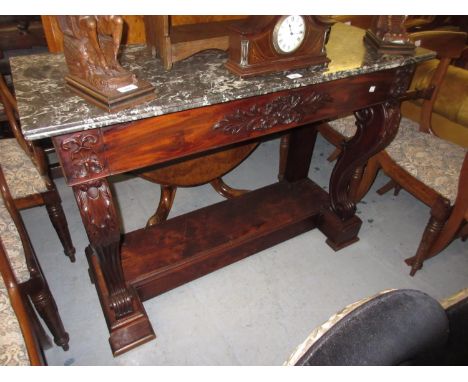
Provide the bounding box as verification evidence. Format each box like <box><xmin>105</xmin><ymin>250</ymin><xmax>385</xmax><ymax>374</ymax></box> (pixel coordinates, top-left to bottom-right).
<box><xmin>21</xmin><ymin>134</ymin><xmax>468</xmax><ymax>365</ymax></box>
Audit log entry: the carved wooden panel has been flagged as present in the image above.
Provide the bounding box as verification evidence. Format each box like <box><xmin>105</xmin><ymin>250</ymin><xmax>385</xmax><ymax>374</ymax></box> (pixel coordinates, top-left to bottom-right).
<box><xmin>213</xmin><ymin>92</ymin><xmax>333</xmax><ymax>135</ymax></box>
<box><xmin>53</xmin><ymin>130</ymin><xmax>110</xmax><ymax>185</ymax></box>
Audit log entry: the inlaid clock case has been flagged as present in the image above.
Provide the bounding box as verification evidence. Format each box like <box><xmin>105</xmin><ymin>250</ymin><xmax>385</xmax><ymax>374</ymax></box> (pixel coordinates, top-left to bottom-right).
<box><xmin>225</xmin><ymin>15</ymin><xmax>334</xmax><ymax>78</ymax></box>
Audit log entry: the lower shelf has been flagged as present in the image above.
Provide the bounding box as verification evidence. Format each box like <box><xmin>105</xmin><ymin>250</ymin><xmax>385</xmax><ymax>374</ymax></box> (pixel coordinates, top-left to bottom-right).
<box><xmin>121</xmin><ymin>178</ymin><xmax>329</xmax><ymax>301</ymax></box>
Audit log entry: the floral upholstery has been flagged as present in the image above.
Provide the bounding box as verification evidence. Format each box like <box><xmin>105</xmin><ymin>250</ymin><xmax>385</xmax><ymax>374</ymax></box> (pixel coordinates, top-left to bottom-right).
<box><xmin>327</xmin><ymin>116</ymin><xmax>467</xmax><ymax>204</ymax></box>
<box><xmin>0</xmin><ymin>198</ymin><xmax>29</xmax><ymax>284</ymax></box>
<box><xmin>386</xmin><ymin>118</ymin><xmax>467</xmax><ymax>204</ymax></box>
<box><xmin>0</xmin><ymin>139</ymin><xmax>48</xmax><ymax>199</ymax></box>
<box><xmin>328</xmin><ymin>115</ymin><xmax>357</xmax><ymax>139</ymax></box>
<box><xmin>0</xmin><ymin>272</ymin><xmax>30</xmax><ymax>365</ymax></box>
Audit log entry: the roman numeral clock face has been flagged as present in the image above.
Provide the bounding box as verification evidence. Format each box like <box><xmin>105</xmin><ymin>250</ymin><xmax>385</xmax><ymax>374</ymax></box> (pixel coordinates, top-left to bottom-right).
<box><xmin>273</xmin><ymin>15</ymin><xmax>306</xmax><ymax>54</ymax></box>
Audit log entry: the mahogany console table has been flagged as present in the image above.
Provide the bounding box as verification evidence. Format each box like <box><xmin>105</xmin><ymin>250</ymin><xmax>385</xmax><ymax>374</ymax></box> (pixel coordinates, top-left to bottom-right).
<box><xmin>11</xmin><ymin>23</ymin><xmax>435</xmax><ymax>356</ymax></box>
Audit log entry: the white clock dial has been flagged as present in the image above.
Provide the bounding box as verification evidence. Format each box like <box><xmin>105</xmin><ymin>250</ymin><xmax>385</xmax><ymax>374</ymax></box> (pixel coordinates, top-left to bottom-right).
<box><xmin>273</xmin><ymin>15</ymin><xmax>306</xmax><ymax>54</ymax></box>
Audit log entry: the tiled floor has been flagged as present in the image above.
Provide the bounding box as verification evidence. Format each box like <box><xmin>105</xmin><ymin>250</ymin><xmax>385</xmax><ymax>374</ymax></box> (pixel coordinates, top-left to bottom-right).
<box><xmin>21</xmin><ymin>135</ymin><xmax>468</xmax><ymax>365</ymax></box>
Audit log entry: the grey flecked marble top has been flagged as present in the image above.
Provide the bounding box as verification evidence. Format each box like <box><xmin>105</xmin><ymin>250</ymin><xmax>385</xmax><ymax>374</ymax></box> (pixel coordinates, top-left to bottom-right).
<box><xmin>11</xmin><ymin>23</ymin><xmax>435</xmax><ymax>140</ymax></box>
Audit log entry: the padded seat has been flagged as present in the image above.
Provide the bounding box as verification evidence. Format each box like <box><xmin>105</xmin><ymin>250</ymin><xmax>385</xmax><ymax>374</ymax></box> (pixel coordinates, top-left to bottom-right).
<box><xmin>327</xmin><ymin>116</ymin><xmax>467</xmax><ymax>204</ymax></box>
<box><xmin>328</xmin><ymin>115</ymin><xmax>356</xmax><ymax>139</ymax></box>
<box><xmin>386</xmin><ymin>118</ymin><xmax>467</xmax><ymax>204</ymax></box>
<box><xmin>0</xmin><ymin>138</ymin><xmax>48</xmax><ymax>199</ymax></box>
<box><xmin>0</xmin><ymin>274</ymin><xmax>30</xmax><ymax>365</ymax></box>
<box><xmin>0</xmin><ymin>196</ymin><xmax>29</xmax><ymax>284</ymax></box>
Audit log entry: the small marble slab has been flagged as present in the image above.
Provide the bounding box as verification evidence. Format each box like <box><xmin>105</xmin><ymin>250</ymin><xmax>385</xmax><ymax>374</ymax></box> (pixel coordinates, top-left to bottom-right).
<box><xmin>10</xmin><ymin>23</ymin><xmax>435</xmax><ymax>140</ymax></box>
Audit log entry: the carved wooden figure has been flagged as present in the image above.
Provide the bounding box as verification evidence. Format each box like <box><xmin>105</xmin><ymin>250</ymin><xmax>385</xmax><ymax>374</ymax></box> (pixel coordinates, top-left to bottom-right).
<box><xmin>57</xmin><ymin>15</ymin><xmax>155</xmax><ymax>112</ymax></box>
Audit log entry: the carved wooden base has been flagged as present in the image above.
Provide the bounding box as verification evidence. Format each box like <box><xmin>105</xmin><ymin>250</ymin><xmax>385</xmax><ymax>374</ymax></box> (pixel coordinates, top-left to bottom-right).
<box><xmin>364</xmin><ymin>30</ymin><xmax>416</xmax><ymax>56</ymax></box>
<box><xmin>65</xmin><ymin>75</ymin><xmax>155</xmax><ymax>112</ymax></box>
<box><xmin>318</xmin><ymin>209</ymin><xmax>362</xmax><ymax>251</ymax></box>
<box><xmin>86</xmin><ymin>246</ymin><xmax>156</xmax><ymax>356</ymax></box>
<box><xmin>225</xmin><ymin>59</ymin><xmax>329</xmax><ymax>78</ymax></box>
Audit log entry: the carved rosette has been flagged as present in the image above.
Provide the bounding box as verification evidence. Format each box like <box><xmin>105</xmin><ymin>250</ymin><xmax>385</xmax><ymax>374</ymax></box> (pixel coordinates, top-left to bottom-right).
<box><xmin>74</xmin><ymin>179</ymin><xmax>133</xmax><ymax>318</ymax></box>
<box><xmin>213</xmin><ymin>91</ymin><xmax>333</xmax><ymax>135</ymax></box>
<box><xmin>61</xmin><ymin>132</ymin><xmax>107</xmax><ymax>181</ymax></box>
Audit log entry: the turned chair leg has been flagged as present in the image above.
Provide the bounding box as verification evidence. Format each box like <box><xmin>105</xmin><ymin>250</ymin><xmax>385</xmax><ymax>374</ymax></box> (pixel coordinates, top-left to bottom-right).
<box><xmin>354</xmin><ymin>156</ymin><xmax>381</xmax><ymax>203</ymax></box>
<box><xmin>42</xmin><ymin>190</ymin><xmax>76</xmax><ymax>262</ymax></box>
<box><xmin>30</xmin><ymin>280</ymin><xmax>70</xmax><ymax>350</ymax></box>
<box><xmin>405</xmin><ymin>198</ymin><xmax>452</xmax><ymax>276</ymax></box>
<box><xmin>327</xmin><ymin>147</ymin><xmax>342</xmax><ymax>162</ymax></box>
<box><xmin>146</xmin><ymin>185</ymin><xmax>177</xmax><ymax>227</ymax></box>
<box><xmin>24</xmin><ymin>292</ymin><xmax>53</xmax><ymax>350</ymax></box>
<box><xmin>459</xmin><ymin>224</ymin><xmax>468</xmax><ymax>242</ymax></box>
<box><xmin>377</xmin><ymin>179</ymin><xmax>401</xmax><ymax>196</ymax></box>
<box><xmin>348</xmin><ymin>166</ymin><xmax>363</xmax><ymax>202</ymax></box>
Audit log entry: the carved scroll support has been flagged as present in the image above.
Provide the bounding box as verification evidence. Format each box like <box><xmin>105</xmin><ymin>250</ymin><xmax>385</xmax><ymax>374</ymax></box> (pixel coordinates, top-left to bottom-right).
<box><xmin>329</xmin><ymin>65</ymin><xmax>413</xmax><ymax>221</ymax></box>
<box><xmin>329</xmin><ymin>100</ymin><xmax>401</xmax><ymax>220</ymax></box>
<box><xmin>54</xmin><ymin>129</ymin><xmax>155</xmax><ymax>355</ymax></box>
<box><xmin>73</xmin><ymin>179</ymin><xmax>133</xmax><ymax>318</ymax></box>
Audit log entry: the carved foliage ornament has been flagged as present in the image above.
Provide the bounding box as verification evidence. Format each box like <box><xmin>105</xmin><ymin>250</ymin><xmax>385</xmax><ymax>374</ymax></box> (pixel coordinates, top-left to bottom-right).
<box><xmin>213</xmin><ymin>91</ymin><xmax>333</xmax><ymax>135</ymax></box>
<box><xmin>390</xmin><ymin>64</ymin><xmax>414</xmax><ymax>99</ymax></box>
<box><xmin>61</xmin><ymin>132</ymin><xmax>106</xmax><ymax>180</ymax></box>
<box><xmin>74</xmin><ymin>179</ymin><xmax>133</xmax><ymax>318</ymax></box>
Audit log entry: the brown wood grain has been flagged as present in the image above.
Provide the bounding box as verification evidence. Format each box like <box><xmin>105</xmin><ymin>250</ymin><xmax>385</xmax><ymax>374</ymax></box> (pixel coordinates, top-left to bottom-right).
<box><xmin>101</xmin><ymin>70</ymin><xmax>395</xmax><ymax>182</ymax></box>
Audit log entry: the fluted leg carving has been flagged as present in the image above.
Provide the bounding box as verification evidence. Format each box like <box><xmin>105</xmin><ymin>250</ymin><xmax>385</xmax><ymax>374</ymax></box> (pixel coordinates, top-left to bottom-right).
<box><xmin>329</xmin><ymin>101</ymin><xmax>401</xmax><ymax>221</ymax></box>
<box><xmin>73</xmin><ymin>179</ymin><xmax>133</xmax><ymax>319</ymax></box>
<box><xmin>42</xmin><ymin>189</ymin><xmax>76</xmax><ymax>262</ymax></box>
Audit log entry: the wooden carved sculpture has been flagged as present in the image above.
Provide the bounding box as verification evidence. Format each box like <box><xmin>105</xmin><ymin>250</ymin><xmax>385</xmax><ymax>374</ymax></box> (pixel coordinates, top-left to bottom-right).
<box><xmin>364</xmin><ymin>16</ymin><xmax>415</xmax><ymax>55</ymax></box>
<box><xmin>57</xmin><ymin>16</ymin><xmax>155</xmax><ymax>112</ymax></box>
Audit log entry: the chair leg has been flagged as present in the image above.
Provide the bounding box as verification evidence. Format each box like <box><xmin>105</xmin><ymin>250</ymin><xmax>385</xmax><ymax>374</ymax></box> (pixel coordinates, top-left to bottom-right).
<box><xmin>376</xmin><ymin>179</ymin><xmax>400</xmax><ymax>196</ymax></box>
<box><xmin>24</xmin><ymin>291</ymin><xmax>53</xmax><ymax>350</ymax></box>
<box><xmin>457</xmin><ymin>222</ymin><xmax>468</xmax><ymax>242</ymax></box>
<box><xmin>42</xmin><ymin>190</ymin><xmax>76</xmax><ymax>262</ymax></box>
<box><xmin>327</xmin><ymin>147</ymin><xmax>342</xmax><ymax>162</ymax></box>
<box><xmin>146</xmin><ymin>185</ymin><xmax>177</xmax><ymax>227</ymax></box>
<box><xmin>354</xmin><ymin>156</ymin><xmax>381</xmax><ymax>203</ymax></box>
<box><xmin>30</xmin><ymin>280</ymin><xmax>69</xmax><ymax>350</ymax></box>
<box><xmin>405</xmin><ymin>198</ymin><xmax>452</xmax><ymax>276</ymax></box>
<box><xmin>348</xmin><ymin>166</ymin><xmax>363</xmax><ymax>202</ymax></box>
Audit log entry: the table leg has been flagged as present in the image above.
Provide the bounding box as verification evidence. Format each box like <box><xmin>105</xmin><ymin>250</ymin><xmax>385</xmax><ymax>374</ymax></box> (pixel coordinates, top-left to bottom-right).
<box><xmin>282</xmin><ymin>123</ymin><xmax>318</xmax><ymax>182</ymax></box>
<box><xmin>324</xmin><ymin>101</ymin><xmax>401</xmax><ymax>249</ymax></box>
<box><xmin>73</xmin><ymin>178</ymin><xmax>155</xmax><ymax>355</ymax></box>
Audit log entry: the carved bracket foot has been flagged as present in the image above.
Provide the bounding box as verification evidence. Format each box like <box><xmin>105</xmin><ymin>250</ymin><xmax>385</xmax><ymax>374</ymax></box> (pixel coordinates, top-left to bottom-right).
<box><xmin>86</xmin><ymin>246</ymin><xmax>155</xmax><ymax>356</ymax></box>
